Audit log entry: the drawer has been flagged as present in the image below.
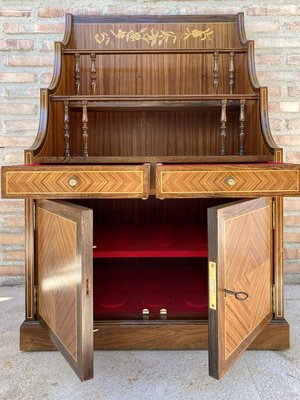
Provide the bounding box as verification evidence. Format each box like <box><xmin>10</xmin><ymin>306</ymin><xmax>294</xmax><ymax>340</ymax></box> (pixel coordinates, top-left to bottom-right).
<box><xmin>156</xmin><ymin>164</ymin><xmax>300</xmax><ymax>198</ymax></box>
<box><xmin>2</xmin><ymin>164</ymin><xmax>150</xmax><ymax>199</ymax></box>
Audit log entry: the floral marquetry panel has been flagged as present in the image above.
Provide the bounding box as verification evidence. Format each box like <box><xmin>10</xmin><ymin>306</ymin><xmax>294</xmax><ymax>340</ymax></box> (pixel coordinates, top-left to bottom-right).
<box><xmin>73</xmin><ymin>16</ymin><xmax>244</xmax><ymax>50</ymax></box>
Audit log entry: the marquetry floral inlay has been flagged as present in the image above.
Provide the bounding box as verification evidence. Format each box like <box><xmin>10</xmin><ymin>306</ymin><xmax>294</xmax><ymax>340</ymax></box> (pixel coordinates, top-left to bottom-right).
<box><xmin>95</xmin><ymin>27</ymin><xmax>213</xmax><ymax>47</ymax></box>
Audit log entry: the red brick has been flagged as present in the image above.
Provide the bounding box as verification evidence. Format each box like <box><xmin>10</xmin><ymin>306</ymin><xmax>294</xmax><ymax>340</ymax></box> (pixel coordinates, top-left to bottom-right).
<box><xmin>284</xmin><ymin>248</ymin><xmax>300</xmax><ymax>259</ymax></box>
<box><xmin>255</xmin><ymin>54</ymin><xmax>282</xmax><ymax>65</ymax></box>
<box><xmin>284</xmin><ymin>233</ymin><xmax>300</xmax><ymax>243</ymax></box>
<box><xmin>40</xmin><ymin>73</ymin><xmax>53</xmax><ymax>84</ymax></box>
<box><xmin>39</xmin><ymin>41</ymin><xmax>54</xmax><ymax>52</ymax></box>
<box><xmin>268</xmin><ymin>102</ymin><xmax>280</xmax><ymax>111</ymax></box>
<box><xmin>269</xmin><ymin>119</ymin><xmax>282</xmax><ymax>131</ymax></box>
<box><xmin>0</xmin><ymin>73</ymin><xmax>36</xmax><ymax>83</ymax></box>
<box><xmin>0</xmin><ymin>136</ymin><xmax>35</xmax><ymax>147</ymax></box>
<box><xmin>284</xmin><ymin>216</ymin><xmax>300</xmax><ymax>226</ymax></box>
<box><xmin>2</xmin><ymin>250</ymin><xmax>25</xmax><ymax>261</ymax></box>
<box><xmin>279</xmin><ymin>102</ymin><xmax>299</xmax><ymax>112</ymax></box>
<box><xmin>0</xmin><ymin>40</ymin><xmax>33</xmax><ymax>51</ymax></box>
<box><xmin>275</xmin><ymin>136</ymin><xmax>300</xmax><ymax>146</ymax></box>
<box><xmin>6</xmin><ymin>55</ymin><xmax>54</xmax><ymax>67</ymax></box>
<box><xmin>37</xmin><ymin>7</ymin><xmax>104</xmax><ymax>18</ymax></box>
<box><xmin>0</xmin><ymin>266</ymin><xmax>25</xmax><ymax>276</ymax></box>
<box><xmin>256</xmin><ymin>38</ymin><xmax>300</xmax><ymax>48</ymax></box>
<box><xmin>0</xmin><ymin>233</ymin><xmax>24</xmax><ymax>245</ymax></box>
<box><xmin>4</xmin><ymin>217</ymin><xmax>24</xmax><ymax>229</ymax></box>
<box><xmin>4</xmin><ymin>120</ymin><xmax>38</xmax><ymax>132</ymax></box>
<box><xmin>245</xmin><ymin>20</ymin><xmax>280</xmax><ymax>33</ymax></box>
<box><xmin>257</xmin><ymin>71</ymin><xmax>300</xmax><ymax>82</ymax></box>
<box><xmin>284</xmin><ymin>263</ymin><xmax>300</xmax><ymax>274</ymax></box>
<box><xmin>286</xmin><ymin>152</ymin><xmax>300</xmax><ymax>163</ymax></box>
<box><xmin>4</xmin><ymin>88</ymin><xmax>39</xmax><ymax>99</ymax></box>
<box><xmin>38</xmin><ymin>8</ymin><xmax>65</xmax><ymax>18</ymax></box>
<box><xmin>287</xmin><ymin>119</ymin><xmax>300</xmax><ymax>130</ymax></box>
<box><xmin>3</xmin><ymin>22</ymin><xmax>64</xmax><ymax>34</ymax></box>
<box><xmin>287</xmin><ymin>55</ymin><xmax>300</xmax><ymax>65</ymax></box>
<box><xmin>284</xmin><ymin>199</ymin><xmax>300</xmax><ymax>211</ymax></box>
<box><xmin>0</xmin><ymin>10</ymin><xmax>31</xmax><ymax>17</ymax></box>
<box><xmin>0</xmin><ymin>104</ymin><xmax>35</xmax><ymax>115</ymax></box>
<box><xmin>4</xmin><ymin>153</ymin><xmax>24</xmax><ymax>164</ymax></box>
<box><xmin>0</xmin><ymin>200</ymin><xmax>24</xmax><ymax>213</ymax></box>
<box><xmin>285</xmin><ymin>22</ymin><xmax>300</xmax><ymax>31</ymax></box>
<box><xmin>268</xmin><ymin>87</ymin><xmax>283</xmax><ymax>97</ymax></box>
<box><xmin>247</xmin><ymin>6</ymin><xmax>300</xmax><ymax>16</ymax></box>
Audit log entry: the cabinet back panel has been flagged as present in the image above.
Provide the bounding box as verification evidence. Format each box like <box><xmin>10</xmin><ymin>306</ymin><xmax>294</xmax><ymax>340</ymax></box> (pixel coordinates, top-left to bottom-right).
<box><xmin>39</xmin><ymin>107</ymin><xmax>268</xmax><ymax>158</ymax></box>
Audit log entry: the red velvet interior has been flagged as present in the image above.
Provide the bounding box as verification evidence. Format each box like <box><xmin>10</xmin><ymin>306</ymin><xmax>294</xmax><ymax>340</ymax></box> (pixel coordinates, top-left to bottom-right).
<box><xmin>93</xmin><ymin>263</ymin><xmax>208</xmax><ymax>319</ymax></box>
<box><xmin>93</xmin><ymin>224</ymin><xmax>208</xmax><ymax>258</ymax></box>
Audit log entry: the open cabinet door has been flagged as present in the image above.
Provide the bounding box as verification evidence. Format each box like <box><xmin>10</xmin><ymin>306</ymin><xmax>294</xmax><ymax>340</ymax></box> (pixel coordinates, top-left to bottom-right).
<box><xmin>36</xmin><ymin>200</ymin><xmax>93</xmax><ymax>381</ymax></box>
<box><xmin>208</xmin><ymin>197</ymin><xmax>273</xmax><ymax>380</ymax></box>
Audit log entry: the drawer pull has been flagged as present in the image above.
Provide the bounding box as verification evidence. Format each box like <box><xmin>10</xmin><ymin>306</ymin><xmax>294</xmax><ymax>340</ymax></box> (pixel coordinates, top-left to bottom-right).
<box><xmin>224</xmin><ymin>288</ymin><xmax>249</xmax><ymax>300</ymax></box>
<box><xmin>225</xmin><ymin>176</ymin><xmax>236</xmax><ymax>187</ymax></box>
<box><xmin>68</xmin><ymin>177</ymin><xmax>78</xmax><ymax>187</ymax></box>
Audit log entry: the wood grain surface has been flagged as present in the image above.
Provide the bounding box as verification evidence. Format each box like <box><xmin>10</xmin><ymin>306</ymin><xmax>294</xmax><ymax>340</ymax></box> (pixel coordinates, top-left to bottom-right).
<box><xmin>208</xmin><ymin>198</ymin><xmax>273</xmax><ymax>379</ymax></box>
<box><xmin>37</xmin><ymin>200</ymin><xmax>93</xmax><ymax>381</ymax></box>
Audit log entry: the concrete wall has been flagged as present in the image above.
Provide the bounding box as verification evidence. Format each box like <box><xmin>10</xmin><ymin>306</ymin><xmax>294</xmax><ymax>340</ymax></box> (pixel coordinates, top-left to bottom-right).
<box><xmin>0</xmin><ymin>1</ymin><xmax>299</xmax><ymax>282</ymax></box>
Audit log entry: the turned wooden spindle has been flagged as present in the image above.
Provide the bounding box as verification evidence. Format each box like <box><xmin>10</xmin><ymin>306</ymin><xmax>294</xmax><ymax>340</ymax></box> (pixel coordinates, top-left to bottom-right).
<box><xmin>90</xmin><ymin>53</ymin><xmax>97</xmax><ymax>95</ymax></box>
<box><xmin>74</xmin><ymin>53</ymin><xmax>80</xmax><ymax>95</ymax></box>
<box><xmin>63</xmin><ymin>100</ymin><xmax>70</xmax><ymax>157</ymax></box>
<box><xmin>229</xmin><ymin>52</ymin><xmax>235</xmax><ymax>94</ymax></box>
<box><xmin>220</xmin><ymin>99</ymin><xmax>227</xmax><ymax>156</ymax></box>
<box><xmin>213</xmin><ymin>52</ymin><xmax>219</xmax><ymax>94</ymax></box>
<box><xmin>239</xmin><ymin>99</ymin><xmax>246</xmax><ymax>156</ymax></box>
<box><xmin>82</xmin><ymin>100</ymin><xmax>88</xmax><ymax>157</ymax></box>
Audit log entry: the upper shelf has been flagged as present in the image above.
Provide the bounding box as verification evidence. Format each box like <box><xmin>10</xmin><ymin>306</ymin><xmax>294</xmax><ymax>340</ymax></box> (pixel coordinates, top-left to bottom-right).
<box><xmin>50</xmin><ymin>94</ymin><xmax>258</xmax><ymax>111</ymax></box>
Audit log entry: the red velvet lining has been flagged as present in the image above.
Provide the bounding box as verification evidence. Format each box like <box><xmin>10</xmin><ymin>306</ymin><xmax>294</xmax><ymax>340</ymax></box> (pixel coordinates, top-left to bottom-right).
<box><xmin>93</xmin><ymin>224</ymin><xmax>208</xmax><ymax>258</ymax></box>
<box><xmin>93</xmin><ymin>264</ymin><xmax>208</xmax><ymax>318</ymax></box>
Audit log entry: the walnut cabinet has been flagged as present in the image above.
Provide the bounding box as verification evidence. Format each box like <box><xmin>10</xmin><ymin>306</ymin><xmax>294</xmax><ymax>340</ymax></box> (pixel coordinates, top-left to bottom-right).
<box><xmin>2</xmin><ymin>13</ymin><xmax>300</xmax><ymax>381</ymax></box>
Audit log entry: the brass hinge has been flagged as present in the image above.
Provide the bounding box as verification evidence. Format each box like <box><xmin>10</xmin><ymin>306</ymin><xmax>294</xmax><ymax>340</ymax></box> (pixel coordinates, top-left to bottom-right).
<box><xmin>33</xmin><ymin>285</ymin><xmax>37</xmax><ymax>315</ymax></box>
<box><xmin>272</xmin><ymin>284</ymin><xmax>276</xmax><ymax>313</ymax></box>
<box><xmin>272</xmin><ymin>200</ymin><xmax>276</xmax><ymax>230</ymax></box>
<box><xmin>33</xmin><ymin>201</ymin><xmax>36</xmax><ymax>231</ymax></box>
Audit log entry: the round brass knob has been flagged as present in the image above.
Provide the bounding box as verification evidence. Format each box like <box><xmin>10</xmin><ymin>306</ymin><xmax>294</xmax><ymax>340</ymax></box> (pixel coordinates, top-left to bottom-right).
<box><xmin>225</xmin><ymin>176</ymin><xmax>236</xmax><ymax>187</ymax></box>
<box><xmin>68</xmin><ymin>177</ymin><xmax>78</xmax><ymax>187</ymax></box>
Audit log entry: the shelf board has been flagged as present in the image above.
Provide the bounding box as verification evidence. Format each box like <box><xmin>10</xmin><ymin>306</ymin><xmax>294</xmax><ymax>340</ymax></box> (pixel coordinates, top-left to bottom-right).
<box><xmin>93</xmin><ymin>224</ymin><xmax>208</xmax><ymax>258</ymax></box>
<box><xmin>70</xmin><ymin>100</ymin><xmax>242</xmax><ymax>111</ymax></box>
<box><xmin>51</xmin><ymin>94</ymin><xmax>259</xmax><ymax>103</ymax></box>
<box><xmin>63</xmin><ymin>48</ymin><xmax>247</xmax><ymax>55</ymax></box>
<box><xmin>33</xmin><ymin>155</ymin><xmax>274</xmax><ymax>164</ymax></box>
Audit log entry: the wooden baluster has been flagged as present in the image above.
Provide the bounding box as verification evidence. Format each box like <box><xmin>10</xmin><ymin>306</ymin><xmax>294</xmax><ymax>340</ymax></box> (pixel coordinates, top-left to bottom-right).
<box><xmin>239</xmin><ymin>99</ymin><xmax>246</xmax><ymax>156</ymax></box>
<box><xmin>90</xmin><ymin>53</ymin><xmax>97</xmax><ymax>95</ymax></box>
<box><xmin>63</xmin><ymin>100</ymin><xmax>70</xmax><ymax>157</ymax></box>
<box><xmin>220</xmin><ymin>99</ymin><xmax>227</xmax><ymax>156</ymax></box>
<box><xmin>229</xmin><ymin>52</ymin><xmax>235</xmax><ymax>94</ymax></box>
<box><xmin>82</xmin><ymin>100</ymin><xmax>88</xmax><ymax>157</ymax></box>
<box><xmin>213</xmin><ymin>52</ymin><xmax>219</xmax><ymax>94</ymax></box>
<box><xmin>74</xmin><ymin>53</ymin><xmax>80</xmax><ymax>95</ymax></box>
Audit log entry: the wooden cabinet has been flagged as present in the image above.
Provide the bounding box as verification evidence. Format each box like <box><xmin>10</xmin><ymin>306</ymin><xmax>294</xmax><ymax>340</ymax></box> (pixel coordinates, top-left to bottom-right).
<box><xmin>1</xmin><ymin>13</ymin><xmax>298</xmax><ymax>381</ymax></box>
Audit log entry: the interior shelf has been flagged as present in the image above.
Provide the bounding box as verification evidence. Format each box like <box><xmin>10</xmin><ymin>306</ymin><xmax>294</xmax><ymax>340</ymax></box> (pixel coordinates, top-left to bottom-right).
<box><xmin>93</xmin><ymin>223</ymin><xmax>208</xmax><ymax>258</ymax></box>
<box><xmin>93</xmin><ymin>263</ymin><xmax>208</xmax><ymax>319</ymax></box>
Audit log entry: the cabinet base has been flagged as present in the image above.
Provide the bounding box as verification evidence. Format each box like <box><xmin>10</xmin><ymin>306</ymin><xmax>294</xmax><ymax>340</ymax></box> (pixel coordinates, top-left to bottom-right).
<box><xmin>20</xmin><ymin>319</ymin><xmax>290</xmax><ymax>351</ymax></box>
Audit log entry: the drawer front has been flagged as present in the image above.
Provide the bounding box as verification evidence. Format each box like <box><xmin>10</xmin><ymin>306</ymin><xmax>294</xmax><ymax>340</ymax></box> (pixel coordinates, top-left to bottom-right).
<box><xmin>2</xmin><ymin>164</ymin><xmax>150</xmax><ymax>199</ymax></box>
<box><xmin>156</xmin><ymin>164</ymin><xmax>300</xmax><ymax>198</ymax></box>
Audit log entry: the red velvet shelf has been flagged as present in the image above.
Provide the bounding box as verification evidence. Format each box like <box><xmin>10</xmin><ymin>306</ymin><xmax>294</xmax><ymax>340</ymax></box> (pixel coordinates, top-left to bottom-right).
<box><xmin>93</xmin><ymin>224</ymin><xmax>208</xmax><ymax>258</ymax></box>
<box><xmin>93</xmin><ymin>264</ymin><xmax>208</xmax><ymax>318</ymax></box>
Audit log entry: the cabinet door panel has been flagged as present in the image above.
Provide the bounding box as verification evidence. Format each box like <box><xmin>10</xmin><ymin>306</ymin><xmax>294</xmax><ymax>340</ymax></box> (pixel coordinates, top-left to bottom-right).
<box><xmin>37</xmin><ymin>200</ymin><xmax>93</xmax><ymax>381</ymax></box>
<box><xmin>208</xmin><ymin>197</ymin><xmax>273</xmax><ymax>379</ymax></box>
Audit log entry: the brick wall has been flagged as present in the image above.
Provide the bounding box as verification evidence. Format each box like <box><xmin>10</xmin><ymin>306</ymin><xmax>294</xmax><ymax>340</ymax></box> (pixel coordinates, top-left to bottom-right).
<box><xmin>0</xmin><ymin>1</ymin><xmax>299</xmax><ymax>283</ymax></box>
